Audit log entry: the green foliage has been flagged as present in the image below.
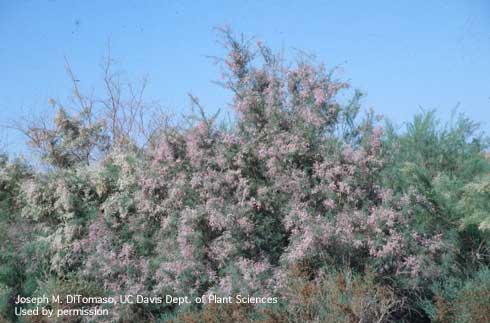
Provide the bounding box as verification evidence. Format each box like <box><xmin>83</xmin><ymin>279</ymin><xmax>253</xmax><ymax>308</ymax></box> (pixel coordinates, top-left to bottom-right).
<box><xmin>420</xmin><ymin>268</ymin><xmax>490</xmax><ymax>323</ymax></box>
<box><xmin>25</xmin><ymin>107</ymin><xmax>110</xmax><ymax>169</ymax></box>
<box><xmin>459</xmin><ymin>174</ymin><xmax>490</xmax><ymax>231</ymax></box>
<box><xmin>0</xmin><ymin>155</ymin><xmax>31</xmax><ymax>220</ymax></box>
<box><xmin>384</xmin><ymin>110</ymin><xmax>490</xmax><ymax>232</ymax></box>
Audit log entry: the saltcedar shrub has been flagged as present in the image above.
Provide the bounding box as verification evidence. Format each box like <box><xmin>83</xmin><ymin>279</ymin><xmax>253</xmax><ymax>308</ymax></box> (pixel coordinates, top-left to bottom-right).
<box><xmin>1</xmin><ymin>29</ymin><xmax>489</xmax><ymax>322</ymax></box>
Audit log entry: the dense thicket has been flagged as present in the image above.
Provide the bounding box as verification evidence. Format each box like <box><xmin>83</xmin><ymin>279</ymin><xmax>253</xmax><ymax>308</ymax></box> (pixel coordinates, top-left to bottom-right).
<box><xmin>1</xmin><ymin>31</ymin><xmax>489</xmax><ymax>322</ymax></box>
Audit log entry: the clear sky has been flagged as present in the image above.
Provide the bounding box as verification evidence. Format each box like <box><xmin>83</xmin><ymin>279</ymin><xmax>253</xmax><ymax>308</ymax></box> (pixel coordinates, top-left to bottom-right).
<box><xmin>1</xmin><ymin>0</ymin><xmax>489</xmax><ymax>154</ymax></box>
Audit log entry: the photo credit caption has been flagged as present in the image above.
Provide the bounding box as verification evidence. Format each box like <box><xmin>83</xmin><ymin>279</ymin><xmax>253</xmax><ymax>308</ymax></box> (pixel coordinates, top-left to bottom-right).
<box><xmin>14</xmin><ymin>294</ymin><xmax>279</xmax><ymax>318</ymax></box>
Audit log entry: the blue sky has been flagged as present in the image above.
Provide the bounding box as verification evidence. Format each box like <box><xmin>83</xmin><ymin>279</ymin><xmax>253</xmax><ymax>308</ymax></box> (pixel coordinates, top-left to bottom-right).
<box><xmin>1</xmin><ymin>0</ymin><xmax>489</xmax><ymax>154</ymax></box>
